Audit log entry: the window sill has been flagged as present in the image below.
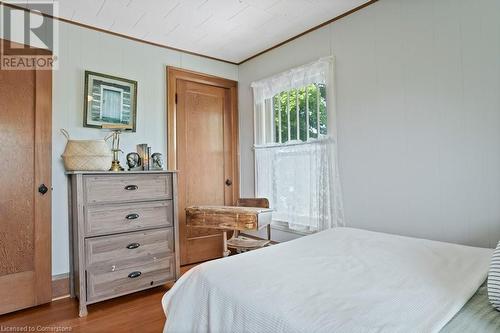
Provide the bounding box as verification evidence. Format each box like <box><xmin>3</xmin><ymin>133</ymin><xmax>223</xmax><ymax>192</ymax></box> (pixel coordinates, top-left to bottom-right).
<box><xmin>270</xmin><ymin>220</ymin><xmax>316</xmax><ymax>236</ymax></box>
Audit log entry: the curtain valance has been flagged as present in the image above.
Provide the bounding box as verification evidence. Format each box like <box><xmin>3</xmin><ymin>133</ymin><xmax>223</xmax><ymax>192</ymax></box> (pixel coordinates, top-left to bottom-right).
<box><xmin>251</xmin><ymin>57</ymin><xmax>333</xmax><ymax>105</ymax></box>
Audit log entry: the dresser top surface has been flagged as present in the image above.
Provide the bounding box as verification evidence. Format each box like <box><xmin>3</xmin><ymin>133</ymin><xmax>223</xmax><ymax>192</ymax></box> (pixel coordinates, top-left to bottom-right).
<box><xmin>65</xmin><ymin>170</ymin><xmax>178</xmax><ymax>175</ymax></box>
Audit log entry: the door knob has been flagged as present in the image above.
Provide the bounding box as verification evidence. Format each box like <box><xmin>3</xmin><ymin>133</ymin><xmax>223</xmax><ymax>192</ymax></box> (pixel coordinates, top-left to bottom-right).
<box><xmin>38</xmin><ymin>184</ymin><xmax>49</xmax><ymax>195</ymax></box>
<box><xmin>225</xmin><ymin>179</ymin><xmax>232</xmax><ymax>186</ymax></box>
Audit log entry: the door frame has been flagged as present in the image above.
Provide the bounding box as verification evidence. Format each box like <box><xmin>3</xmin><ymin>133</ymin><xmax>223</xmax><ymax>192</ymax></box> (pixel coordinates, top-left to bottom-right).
<box><xmin>0</xmin><ymin>38</ymin><xmax>52</xmax><ymax>314</ymax></box>
<box><xmin>166</xmin><ymin>66</ymin><xmax>240</xmax><ymax>203</ymax></box>
<box><xmin>167</xmin><ymin>67</ymin><xmax>239</xmax><ymax>265</ymax></box>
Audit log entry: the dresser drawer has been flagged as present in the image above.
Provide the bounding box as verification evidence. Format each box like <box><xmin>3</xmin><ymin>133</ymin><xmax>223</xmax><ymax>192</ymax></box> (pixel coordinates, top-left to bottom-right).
<box><xmin>85</xmin><ymin>201</ymin><xmax>173</xmax><ymax>236</ymax></box>
<box><xmin>84</xmin><ymin>173</ymin><xmax>172</xmax><ymax>204</ymax></box>
<box><xmin>85</xmin><ymin>229</ymin><xmax>173</xmax><ymax>272</ymax></box>
<box><xmin>86</xmin><ymin>256</ymin><xmax>174</xmax><ymax>302</ymax></box>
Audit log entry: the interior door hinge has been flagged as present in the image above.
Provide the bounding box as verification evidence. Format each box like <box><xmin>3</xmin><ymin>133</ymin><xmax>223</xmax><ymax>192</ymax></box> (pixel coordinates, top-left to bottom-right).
<box><xmin>175</xmin><ymin>93</ymin><xmax>178</xmax><ymax>104</ymax></box>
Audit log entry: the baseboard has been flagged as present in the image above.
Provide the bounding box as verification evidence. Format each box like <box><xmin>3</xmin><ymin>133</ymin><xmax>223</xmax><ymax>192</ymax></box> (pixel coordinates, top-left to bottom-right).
<box><xmin>52</xmin><ymin>273</ymin><xmax>70</xmax><ymax>300</ymax></box>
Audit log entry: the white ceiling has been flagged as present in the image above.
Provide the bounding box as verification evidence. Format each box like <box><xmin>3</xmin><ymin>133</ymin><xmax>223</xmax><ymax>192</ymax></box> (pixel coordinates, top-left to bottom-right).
<box><xmin>18</xmin><ymin>0</ymin><xmax>371</xmax><ymax>63</ymax></box>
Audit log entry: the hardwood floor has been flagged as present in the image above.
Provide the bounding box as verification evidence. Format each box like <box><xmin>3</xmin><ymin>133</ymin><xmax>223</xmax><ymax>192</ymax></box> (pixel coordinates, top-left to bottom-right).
<box><xmin>0</xmin><ymin>259</ymin><xmax>223</xmax><ymax>332</ymax></box>
<box><xmin>0</xmin><ymin>285</ymin><xmax>170</xmax><ymax>332</ymax></box>
<box><xmin>0</xmin><ymin>264</ymin><xmax>202</xmax><ymax>332</ymax></box>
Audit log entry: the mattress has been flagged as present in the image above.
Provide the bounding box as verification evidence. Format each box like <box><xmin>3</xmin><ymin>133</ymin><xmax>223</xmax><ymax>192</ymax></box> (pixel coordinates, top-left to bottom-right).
<box><xmin>162</xmin><ymin>227</ymin><xmax>494</xmax><ymax>333</ymax></box>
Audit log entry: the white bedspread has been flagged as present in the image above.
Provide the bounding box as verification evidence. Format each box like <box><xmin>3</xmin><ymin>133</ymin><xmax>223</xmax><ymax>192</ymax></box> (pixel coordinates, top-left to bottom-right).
<box><xmin>162</xmin><ymin>228</ymin><xmax>493</xmax><ymax>333</ymax></box>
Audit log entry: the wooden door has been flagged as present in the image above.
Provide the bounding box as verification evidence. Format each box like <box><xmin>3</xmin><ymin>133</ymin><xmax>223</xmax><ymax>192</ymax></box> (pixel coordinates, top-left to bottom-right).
<box><xmin>0</xmin><ymin>63</ymin><xmax>52</xmax><ymax>314</ymax></box>
<box><xmin>167</xmin><ymin>68</ymin><xmax>238</xmax><ymax>266</ymax></box>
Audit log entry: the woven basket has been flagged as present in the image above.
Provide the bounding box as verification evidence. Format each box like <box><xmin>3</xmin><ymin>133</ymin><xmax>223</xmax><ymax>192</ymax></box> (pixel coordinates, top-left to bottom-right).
<box><xmin>61</xmin><ymin>129</ymin><xmax>112</xmax><ymax>171</ymax></box>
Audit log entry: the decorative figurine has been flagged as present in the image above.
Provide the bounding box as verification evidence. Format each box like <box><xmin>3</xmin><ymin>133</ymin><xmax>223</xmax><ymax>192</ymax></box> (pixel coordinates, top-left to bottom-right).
<box><xmin>126</xmin><ymin>152</ymin><xmax>142</xmax><ymax>171</ymax></box>
<box><xmin>151</xmin><ymin>152</ymin><xmax>164</xmax><ymax>170</ymax></box>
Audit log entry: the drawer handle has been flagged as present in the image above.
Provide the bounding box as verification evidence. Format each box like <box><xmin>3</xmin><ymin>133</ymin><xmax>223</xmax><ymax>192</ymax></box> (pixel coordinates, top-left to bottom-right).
<box><xmin>128</xmin><ymin>271</ymin><xmax>142</xmax><ymax>279</ymax></box>
<box><xmin>126</xmin><ymin>213</ymin><xmax>140</xmax><ymax>220</ymax></box>
<box><xmin>126</xmin><ymin>242</ymin><xmax>140</xmax><ymax>249</ymax></box>
<box><xmin>124</xmin><ymin>185</ymin><xmax>138</xmax><ymax>191</ymax></box>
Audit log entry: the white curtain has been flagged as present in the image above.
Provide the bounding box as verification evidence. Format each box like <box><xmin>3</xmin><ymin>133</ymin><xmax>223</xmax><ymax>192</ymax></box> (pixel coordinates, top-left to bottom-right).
<box><xmin>251</xmin><ymin>57</ymin><xmax>331</xmax><ymax>103</ymax></box>
<box><xmin>252</xmin><ymin>57</ymin><xmax>345</xmax><ymax>232</ymax></box>
<box><xmin>255</xmin><ymin>138</ymin><xmax>344</xmax><ymax>231</ymax></box>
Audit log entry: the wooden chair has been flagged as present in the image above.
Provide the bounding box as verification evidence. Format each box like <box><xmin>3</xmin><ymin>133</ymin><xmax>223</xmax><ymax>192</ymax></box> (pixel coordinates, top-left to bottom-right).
<box><xmin>226</xmin><ymin>198</ymin><xmax>271</xmax><ymax>253</ymax></box>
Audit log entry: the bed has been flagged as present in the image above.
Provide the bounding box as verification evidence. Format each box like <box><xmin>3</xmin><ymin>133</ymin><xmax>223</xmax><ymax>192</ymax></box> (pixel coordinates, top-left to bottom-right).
<box><xmin>162</xmin><ymin>227</ymin><xmax>498</xmax><ymax>333</ymax></box>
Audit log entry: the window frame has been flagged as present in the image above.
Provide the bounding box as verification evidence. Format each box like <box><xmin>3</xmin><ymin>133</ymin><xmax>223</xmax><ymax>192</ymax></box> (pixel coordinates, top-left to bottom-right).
<box><xmin>258</xmin><ymin>83</ymin><xmax>328</xmax><ymax>147</ymax></box>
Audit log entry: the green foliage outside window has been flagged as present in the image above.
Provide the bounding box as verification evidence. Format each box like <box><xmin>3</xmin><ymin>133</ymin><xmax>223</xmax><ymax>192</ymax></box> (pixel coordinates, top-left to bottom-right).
<box><xmin>273</xmin><ymin>83</ymin><xmax>327</xmax><ymax>143</ymax></box>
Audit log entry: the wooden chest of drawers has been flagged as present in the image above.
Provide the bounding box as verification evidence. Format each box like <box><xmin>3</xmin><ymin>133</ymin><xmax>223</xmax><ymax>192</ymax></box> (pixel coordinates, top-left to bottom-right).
<box><xmin>67</xmin><ymin>171</ymin><xmax>179</xmax><ymax>317</ymax></box>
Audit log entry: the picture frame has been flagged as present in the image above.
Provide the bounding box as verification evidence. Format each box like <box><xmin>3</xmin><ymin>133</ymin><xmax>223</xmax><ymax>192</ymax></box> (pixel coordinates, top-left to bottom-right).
<box><xmin>83</xmin><ymin>71</ymin><xmax>138</xmax><ymax>132</ymax></box>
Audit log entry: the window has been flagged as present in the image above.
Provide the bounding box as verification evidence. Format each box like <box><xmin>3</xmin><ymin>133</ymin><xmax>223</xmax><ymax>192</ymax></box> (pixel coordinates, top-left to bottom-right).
<box><xmin>271</xmin><ymin>84</ymin><xmax>327</xmax><ymax>144</ymax></box>
<box><xmin>251</xmin><ymin>57</ymin><xmax>344</xmax><ymax>233</ymax></box>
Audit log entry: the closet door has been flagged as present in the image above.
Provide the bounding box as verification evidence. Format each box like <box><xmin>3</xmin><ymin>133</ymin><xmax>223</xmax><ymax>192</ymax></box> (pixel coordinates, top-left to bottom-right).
<box><xmin>0</xmin><ymin>65</ymin><xmax>52</xmax><ymax>314</ymax></box>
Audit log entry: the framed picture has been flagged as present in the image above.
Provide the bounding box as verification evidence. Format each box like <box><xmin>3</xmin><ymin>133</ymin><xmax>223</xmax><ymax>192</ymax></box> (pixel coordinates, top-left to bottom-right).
<box><xmin>83</xmin><ymin>71</ymin><xmax>138</xmax><ymax>131</ymax></box>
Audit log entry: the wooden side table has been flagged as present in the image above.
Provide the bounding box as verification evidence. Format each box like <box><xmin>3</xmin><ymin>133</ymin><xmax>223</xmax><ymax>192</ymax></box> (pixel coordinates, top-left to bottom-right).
<box><xmin>186</xmin><ymin>204</ymin><xmax>272</xmax><ymax>257</ymax></box>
